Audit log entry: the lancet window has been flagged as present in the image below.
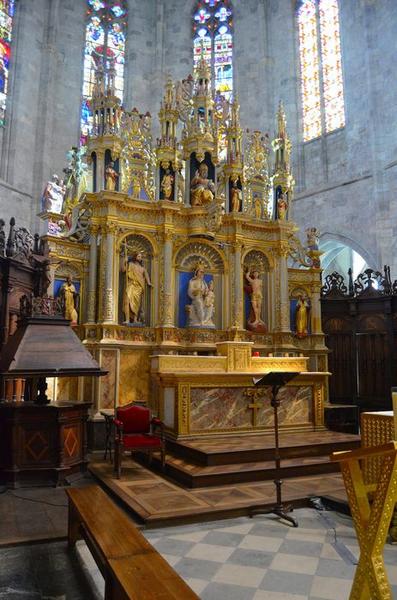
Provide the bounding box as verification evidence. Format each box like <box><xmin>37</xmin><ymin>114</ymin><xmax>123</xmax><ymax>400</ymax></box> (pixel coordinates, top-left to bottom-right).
<box><xmin>297</xmin><ymin>0</ymin><xmax>345</xmax><ymax>142</ymax></box>
<box><xmin>193</xmin><ymin>0</ymin><xmax>233</xmax><ymax>101</ymax></box>
<box><xmin>80</xmin><ymin>0</ymin><xmax>127</xmax><ymax>145</ymax></box>
<box><xmin>0</xmin><ymin>0</ymin><xmax>16</xmax><ymax>127</ymax></box>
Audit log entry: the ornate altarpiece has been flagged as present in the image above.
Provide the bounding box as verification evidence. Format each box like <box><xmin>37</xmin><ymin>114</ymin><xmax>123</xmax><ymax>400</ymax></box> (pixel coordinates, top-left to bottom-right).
<box><xmin>41</xmin><ymin>57</ymin><xmax>328</xmax><ymax>436</ymax></box>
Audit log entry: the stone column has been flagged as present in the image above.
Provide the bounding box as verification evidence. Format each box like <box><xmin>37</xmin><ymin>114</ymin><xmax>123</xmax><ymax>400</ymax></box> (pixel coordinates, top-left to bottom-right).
<box><xmin>103</xmin><ymin>225</ymin><xmax>116</xmax><ymax>323</ymax></box>
<box><xmin>161</xmin><ymin>232</ymin><xmax>174</xmax><ymax>326</ymax></box>
<box><xmin>87</xmin><ymin>226</ymin><xmax>98</xmax><ymax>323</ymax></box>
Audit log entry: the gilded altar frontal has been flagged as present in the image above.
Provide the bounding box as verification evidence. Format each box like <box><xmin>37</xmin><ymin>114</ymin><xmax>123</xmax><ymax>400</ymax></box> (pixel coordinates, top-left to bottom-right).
<box><xmin>41</xmin><ymin>55</ymin><xmax>328</xmax><ymax>432</ymax></box>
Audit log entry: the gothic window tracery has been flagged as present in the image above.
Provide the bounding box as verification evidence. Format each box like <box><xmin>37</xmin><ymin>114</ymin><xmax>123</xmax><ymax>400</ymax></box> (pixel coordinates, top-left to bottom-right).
<box><xmin>0</xmin><ymin>0</ymin><xmax>16</xmax><ymax>127</ymax></box>
<box><xmin>297</xmin><ymin>0</ymin><xmax>345</xmax><ymax>142</ymax></box>
<box><xmin>80</xmin><ymin>0</ymin><xmax>127</xmax><ymax>145</ymax></box>
<box><xmin>193</xmin><ymin>0</ymin><xmax>233</xmax><ymax>101</ymax></box>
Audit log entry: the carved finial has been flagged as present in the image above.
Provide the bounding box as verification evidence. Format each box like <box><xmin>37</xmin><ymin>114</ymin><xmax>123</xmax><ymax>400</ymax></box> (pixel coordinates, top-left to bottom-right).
<box><xmin>277</xmin><ymin>101</ymin><xmax>287</xmax><ymax>138</ymax></box>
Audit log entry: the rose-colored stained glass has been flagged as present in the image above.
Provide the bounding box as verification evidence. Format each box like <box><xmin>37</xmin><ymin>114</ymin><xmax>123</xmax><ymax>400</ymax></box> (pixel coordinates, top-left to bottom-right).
<box><xmin>319</xmin><ymin>0</ymin><xmax>345</xmax><ymax>133</ymax></box>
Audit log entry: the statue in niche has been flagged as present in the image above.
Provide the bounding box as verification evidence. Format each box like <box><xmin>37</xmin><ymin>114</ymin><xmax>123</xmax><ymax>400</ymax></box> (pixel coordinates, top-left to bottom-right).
<box><xmin>41</xmin><ymin>175</ymin><xmax>65</xmax><ymax>213</ymax></box>
<box><xmin>160</xmin><ymin>167</ymin><xmax>174</xmax><ymax>200</ymax></box>
<box><xmin>122</xmin><ymin>251</ymin><xmax>152</xmax><ymax>324</ymax></box>
<box><xmin>59</xmin><ymin>276</ymin><xmax>79</xmax><ymax>325</ymax></box>
<box><xmin>295</xmin><ymin>295</ymin><xmax>310</xmax><ymax>338</ymax></box>
<box><xmin>177</xmin><ymin>165</ymin><xmax>185</xmax><ymax>203</ymax></box>
<box><xmin>105</xmin><ymin>162</ymin><xmax>119</xmax><ymax>191</ymax></box>
<box><xmin>190</xmin><ymin>162</ymin><xmax>215</xmax><ymax>206</ymax></box>
<box><xmin>230</xmin><ymin>178</ymin><xmax>242</xmax><ymax>212</ymax></box>
<box><xmin>277</xmin><ymin>192</ymin><xmax>288</xmax><ymax>220</ymax></box>
<box><xmin>254</xmin><ymin>194</ymin><xmax>262</xmax><ymax>220</ymax></box>
<box><xmin>203</xmin><ymin>279</ymin><xmax>215</xmax><ymax>326</ymax></box>
<box><xmin>131</xmin><ymin>175</ymin><xmax>141</xmax><ymax>199</ymax></box>
<box><xmin>245</xmin><ymin>267</ymin><xmax>267</xmax><ymax>332</ymax></box>
<box><xmin>186</xmin><ymin>264</ymin><xmax>215</xmax><ymax>327</ymax></box>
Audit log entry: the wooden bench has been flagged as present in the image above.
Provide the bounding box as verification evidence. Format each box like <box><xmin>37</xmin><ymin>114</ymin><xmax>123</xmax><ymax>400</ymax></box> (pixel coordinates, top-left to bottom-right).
<box><xmin>66</xmin><ymin>485</ymin><xmax>199</xmax><ymax>600</ymax></box>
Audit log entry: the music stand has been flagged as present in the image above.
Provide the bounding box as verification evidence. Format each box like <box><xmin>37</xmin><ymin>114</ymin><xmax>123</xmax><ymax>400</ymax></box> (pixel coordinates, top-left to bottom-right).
<box><xmin>250</xmin><ymin>371</ymin><xmax>301</xmax><ymax>527</ymax></box>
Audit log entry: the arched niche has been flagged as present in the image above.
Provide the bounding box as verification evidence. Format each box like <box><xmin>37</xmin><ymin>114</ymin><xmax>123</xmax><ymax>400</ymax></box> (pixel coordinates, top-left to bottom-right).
<box><xmin>289</xmin><ymin>286</ymin><xmax>311</xmax><ymax>336</ymax></box>
<box><xmin>54</xmin><ymin>261</ymin><xmax>82</xmax><ymax>324</ymax></box>
<box><xmin>174</xmin><ymin>241</ymin><xmax>224</xmax><ymax>329</ymax></box>
<box><xmin>118</xmin><ymin>234</ymin><xmax>154</xmax><ymax>326</ymax></box>
<box><xmin>242</xmin><ymin>249</ymin><xmax>270</xmax><ymax>333</ymax></box>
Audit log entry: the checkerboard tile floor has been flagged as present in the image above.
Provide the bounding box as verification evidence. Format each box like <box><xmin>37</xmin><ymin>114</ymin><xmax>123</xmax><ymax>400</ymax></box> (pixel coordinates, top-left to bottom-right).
<box><xmin>142</xmin><ymin>508</ymin><xmax>397</xmax><ymax>600</ymax></box>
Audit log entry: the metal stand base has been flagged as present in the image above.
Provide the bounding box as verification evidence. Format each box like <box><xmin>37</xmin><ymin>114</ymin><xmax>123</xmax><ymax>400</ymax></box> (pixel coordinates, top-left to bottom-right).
<box><xmin>250</xmin><ymin>502</ymin><xmax>298</xmax><ymax>527</ymax></box>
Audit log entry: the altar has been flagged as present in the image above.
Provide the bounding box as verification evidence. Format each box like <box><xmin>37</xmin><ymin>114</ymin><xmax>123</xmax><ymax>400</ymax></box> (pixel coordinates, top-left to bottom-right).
<box><xmin>152</xmin><ymin>342</ymin><xmax>327</xmax><ymax>439</ymax></box>
<box><xmin>37</xmin><ymin>51</ymin><xmax>329</xmax><ymax>428</ymax></box>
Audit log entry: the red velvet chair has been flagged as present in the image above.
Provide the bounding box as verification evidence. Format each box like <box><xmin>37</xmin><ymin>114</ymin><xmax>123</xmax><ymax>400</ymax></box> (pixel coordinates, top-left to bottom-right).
<box><xmin>113</xmin><ymin>404</ymin><xmax>165</xmax><ymax>478</ymax></box>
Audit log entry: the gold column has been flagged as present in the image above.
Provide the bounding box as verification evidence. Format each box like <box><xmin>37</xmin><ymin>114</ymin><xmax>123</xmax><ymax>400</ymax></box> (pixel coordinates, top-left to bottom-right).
<box><xmin>103</xmin><ymin>224</ymin><xmax>117</xmax><ymax>324</ymax></box>
<box><xmin>277</xmin><ymin>243</ymin><xmax>291</xmax><ymax>333</ymax></box>
<box><xmin>87</xmin><ymin>225</ymin><xmax>98</xmax><ymax>323</ymax></box>
<box><xmin>310</xmin><ymin>280</ymin><xmax>323</xmax><ymax>334</ymax></box>
<box><xmin>161</xmin><ymin>230</ymin><xmax>174</xmax><ymax>327</ymax></box>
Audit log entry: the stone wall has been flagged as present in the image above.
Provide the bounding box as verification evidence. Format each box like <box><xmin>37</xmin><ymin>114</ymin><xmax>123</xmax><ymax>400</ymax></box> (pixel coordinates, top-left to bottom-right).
<box><xmin>0</xmin><ymin>0</ymin><xmax>396</xmax><ymax>276</ymax></box>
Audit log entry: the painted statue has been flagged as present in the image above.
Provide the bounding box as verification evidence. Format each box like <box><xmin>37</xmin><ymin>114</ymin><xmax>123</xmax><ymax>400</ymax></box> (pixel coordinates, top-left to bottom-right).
<box><xmin>161</xmin><ymin>168</ymin><xmax>174</xmax><ymax>200</ymax></box>
<box><xmin>60</xmin><ymin>276</ymin><xmax>79</xmax><ymax>324</ymax></box>
<box><xmin>295</xmin><ymin>295</ymin><xmax>310</xmax><ymax>338</ymax></box>
<box><xmin>123</xmin><ymin>251</ymin><xmax>152</xmax><ymax>324</ymax></box>
<box><xmin>277</xmin><ymin>192</ymin><xmax>288</xmax><ymax>220</ymax></box>
<box><xmin>41</xmin><ymin>175</ymin><xmax>65</xmax><ymax>213</ymax></box>
<box><xmin>230</xmin><ymin>179</ymin><xmax>242</xmax><ymax>212</ymax></box>
<box><xmin>203</xmin><ymin>279</ymin><xmax>215</xmax><ymax>326</ymax></box>
<box><xmin>245</xmin><ymin>268</ymin><xmax>266</xmax><ymax>331</ymax></box>
<box><xmin>186</xmin><ymin>265</ymin><xmax>215</xmax><ymax>327</ymax></box>
<box><xmin>306</xmin><ymin>227</ymin><xmax>319</xmax><ymax>251</ymax></box>
<box><xmin>254</xmin><ymin>194</ymin><xmax>262</xmax><ymax>220</ymax></box>
<box><xmin>105</xmin><ymin>162</ymin><xmax>119</xmax><ymax>191</ymax></box>
<box><xmin>190</xmin><ymin>162</ymin><xmax>215</xmax><ymax>206</ymax></box>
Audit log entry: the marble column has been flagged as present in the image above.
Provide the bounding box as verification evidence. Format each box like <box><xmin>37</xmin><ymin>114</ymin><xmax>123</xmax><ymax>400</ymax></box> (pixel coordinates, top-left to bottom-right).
<box><xmin>87</xmin><ymin>226</ymin><xmax>98</xmax><ymax>323</ymax></box>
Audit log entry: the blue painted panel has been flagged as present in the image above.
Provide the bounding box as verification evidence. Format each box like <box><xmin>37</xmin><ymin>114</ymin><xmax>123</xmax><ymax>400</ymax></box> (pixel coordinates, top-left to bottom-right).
<box><xmin>178</xmin><ymin>272</ymin><xmax>214</xmax><ymax>328</ymax></box>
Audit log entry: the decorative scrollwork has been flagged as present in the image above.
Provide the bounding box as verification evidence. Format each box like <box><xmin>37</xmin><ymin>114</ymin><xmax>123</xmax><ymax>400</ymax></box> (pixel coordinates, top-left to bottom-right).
<box><xmin>287</xmin><ymin>232</ymin><xmax>313</xmax><ymax>268</ymax></box>
<box><xmin>321</xmin><ymin>271</ymin><xmax>349</xmax><ymax>297</ymax></box>
<box><xmin>354</xmin><ymin>268</ymin><xmax>391</xmax><ymax>297</ymax></box>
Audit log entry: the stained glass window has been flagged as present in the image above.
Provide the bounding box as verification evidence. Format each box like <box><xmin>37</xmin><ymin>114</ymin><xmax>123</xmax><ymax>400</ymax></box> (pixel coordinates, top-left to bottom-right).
<box><xmin>80</xmin><ymin>0</ymin><xmax>127</xmax><ymax>145</ymax></box>
<box><xmin>193</xmin><ymin>0</ymin><xmax>233</xmax><ymax>101</ymax></box>
<box><xmin>0</xmin><ymin>0</ymin><xmax>16</xmax><ymax>127</ymax></box>
<box><xmin>297</xmin><ymin>0</ymin><xmax>345</xmax><ymax>142</ymax></box>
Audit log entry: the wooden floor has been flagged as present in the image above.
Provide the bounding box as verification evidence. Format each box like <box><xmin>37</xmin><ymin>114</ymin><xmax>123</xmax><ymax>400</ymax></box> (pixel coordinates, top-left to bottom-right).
<box><xmin>89</xmin><ymin>430</ymin><xmax>357</xmax><ymax>526</ymax></box>
<box><xmin>89</xmin><ymin>458</ymin><xmax>348</xmax><ymax>527</ymax></box>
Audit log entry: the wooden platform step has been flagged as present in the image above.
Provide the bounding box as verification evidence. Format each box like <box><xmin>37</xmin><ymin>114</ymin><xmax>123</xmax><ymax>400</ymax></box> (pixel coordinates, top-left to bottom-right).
<box><xmin>165</xmin><ymin>430</ymin><xmax>360</xmax><ymax>467</ymax></box>
<box><xmin>149</xmin><ymin>453</ymin><xmax>339</xmax><ymax>488</ymax></box>
<box><xmin>137</xmin><ymin>430</ymin><xmax>360</xmax><ymax>489</ymax></box>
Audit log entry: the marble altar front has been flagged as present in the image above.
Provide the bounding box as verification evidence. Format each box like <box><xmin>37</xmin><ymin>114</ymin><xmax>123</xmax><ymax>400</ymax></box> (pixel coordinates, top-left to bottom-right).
<box><xmin>152</xmin><ymin>342</ymin><xmax>327</xmax><ymax>439</ymax></box>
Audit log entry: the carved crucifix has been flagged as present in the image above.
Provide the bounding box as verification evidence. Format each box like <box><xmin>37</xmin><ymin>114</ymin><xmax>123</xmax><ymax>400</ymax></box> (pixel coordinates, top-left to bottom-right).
<box><xmin>244</xmin><ymin>388</ymin><xmax>265</xmax><ymax>427</ymax></box>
